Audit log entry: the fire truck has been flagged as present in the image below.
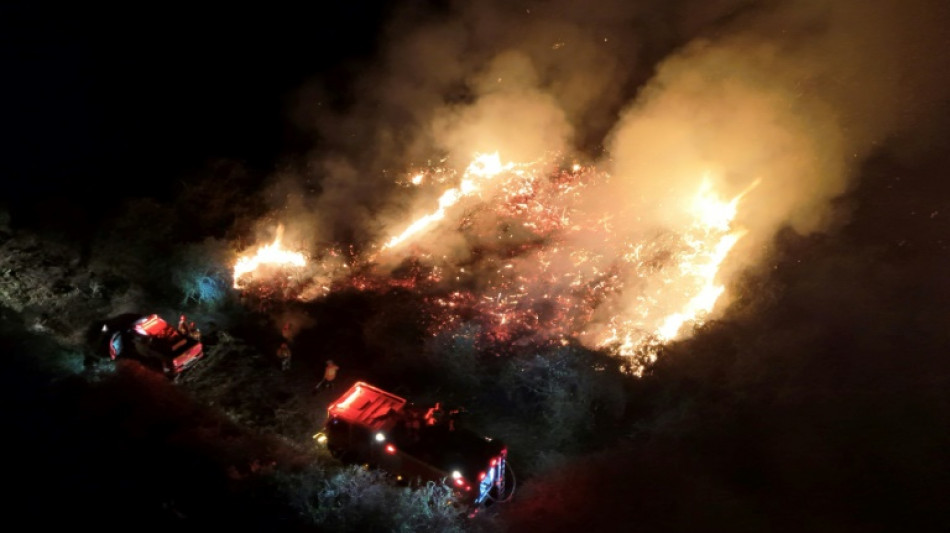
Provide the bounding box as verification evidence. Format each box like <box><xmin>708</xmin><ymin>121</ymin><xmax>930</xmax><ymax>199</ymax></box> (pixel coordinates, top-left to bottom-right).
<box><xmin>315</xmin><ymin>382</ymin><xmax>513</xmax><ymax>508</ymax></box>
<box><xmin>102</xmin><ymin>313</ymin><xmax>204</xmax><ymax>377</ymax></box>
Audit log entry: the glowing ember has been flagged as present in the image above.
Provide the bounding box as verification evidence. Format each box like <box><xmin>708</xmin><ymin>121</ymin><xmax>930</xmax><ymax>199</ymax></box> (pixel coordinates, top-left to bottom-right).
<box><xmin>233</xmin><ymin>224</ymin><xmax>307</xmax><ymax>289</ymax></box>
<box><xmin>281</xmin><ymin>152</ymin><xmax>758</xmax><ymax>376</ymax></box>
<box><xmin>379</xmin><ymin>158</ymin><xmax>754</xmax><ymax>374</ymax></box>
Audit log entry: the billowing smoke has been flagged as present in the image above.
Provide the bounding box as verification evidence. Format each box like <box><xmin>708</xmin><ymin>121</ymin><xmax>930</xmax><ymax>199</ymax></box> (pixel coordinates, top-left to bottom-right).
<box><xmin>248</xmin><ymin>0</ymin><xmax>950</xmax><ymax>357</ymax></box>
<box><xmin>432</xmin><ymin>51</ymin><xmax>573</xmax><ymax>163</ymax></box>
<box><xmin>606</xmin><ymin>0</ymin><xmax>950</xmax><ymax>266</ymax></box>
<box><xmin>280</xmin><ymin>0</ymin><xmax>693</xmax><ymax>245</ymax></box>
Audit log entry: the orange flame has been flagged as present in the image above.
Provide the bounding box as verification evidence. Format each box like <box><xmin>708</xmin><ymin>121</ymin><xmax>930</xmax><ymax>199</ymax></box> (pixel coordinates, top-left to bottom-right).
<box><xmin>245</xmin><ymin>152</ymin><xmax>759</xmax><ymax>379</ymax></box>
<box><xmin>233</xmin><ymin>224</ymin><xmax>307</xmax><ymax>289</ymax></box>
<box><xmin>598</xmin><ymin>175</ymin><xmax>759</xmax><ymax>373</ymax></box>
<box><xmin>382</xmin><ymin>152</ymin><xmax>516</xmax><ymax>250</ymax></box>
<box><xmin>371</xmin><ymin>155</ymin><xmax>758</xmax><ymax>376</ymax></box>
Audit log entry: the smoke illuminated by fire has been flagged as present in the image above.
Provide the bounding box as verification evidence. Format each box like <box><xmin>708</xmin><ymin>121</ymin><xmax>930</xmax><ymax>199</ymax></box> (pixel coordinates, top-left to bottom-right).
<box><xmin>233</xmin><ymin>224</ymin><xmax>307</xmax><ymax>289</ymax></box>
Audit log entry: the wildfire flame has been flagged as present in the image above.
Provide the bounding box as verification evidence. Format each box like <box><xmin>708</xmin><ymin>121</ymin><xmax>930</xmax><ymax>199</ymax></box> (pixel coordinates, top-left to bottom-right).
<box><xmin>594</xmin><ymin>176</ymin><xmax>758</xmax><ymax>372</ymax></box>
<box><xmin>233</xmin><ymin>224</ymin><xmax>307</xmax><ymax>289</ymax></box>
<box><xmin>240</xmin><ymin>153</ymin><xmax>759</xmax><ymax>377</ymax></box>
<box><xmin>377</xmin><ymin>156</ymin><xmax>757</xmax><ymax>374</ymax></box>
<box><xmin>652</xmin><ymin>177</ymin><xmax>751</xmax><ymax>341</ymax></box>
<box><xmin>382</xmin><ymin>152</ymin><xmax>517</xmax><ymax>250</ymax></box>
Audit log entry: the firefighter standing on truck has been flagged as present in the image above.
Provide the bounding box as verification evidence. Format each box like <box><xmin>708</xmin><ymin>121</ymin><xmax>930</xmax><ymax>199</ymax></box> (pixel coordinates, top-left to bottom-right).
<box><xmin>187</xmin><ymin>321</ymin><xmax>201</xmax><ymax>341</ymax></box>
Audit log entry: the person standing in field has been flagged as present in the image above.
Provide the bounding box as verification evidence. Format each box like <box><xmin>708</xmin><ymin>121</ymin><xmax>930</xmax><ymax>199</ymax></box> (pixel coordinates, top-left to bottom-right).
<box><xmin>276</xmin><ymin>342</ymin><xmax>292</xmax><ymax>371</ymax></box>
<box><xmin>315</xmin><ymin>359</ymin><xmax>339</xmax><ymax>391</ymax></box>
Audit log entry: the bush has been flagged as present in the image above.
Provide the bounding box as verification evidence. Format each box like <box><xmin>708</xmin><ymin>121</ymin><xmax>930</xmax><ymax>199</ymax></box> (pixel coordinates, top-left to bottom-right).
<box><xmin>169</xmin><ymin>238</ymin><xmax>234</xmax><ymax>308</ymax></box>
<box><xmin>422</xmin><ymin>323</ymin><xmax>483</xmax><ymax>396</ymax></box>
<box><xmin>89</xmin><ymin>197</ymin><xmax>177</xmax><ymax>290</ymax></box>
<box><xmin>274</xmin><ymin>465</ymin><xmax>473</xmax><ymax>532</ymax></box>
<box><xmin>492</xmin><ymin>345</ymin><xmax>628</xmax><ymax>473</ymax></box>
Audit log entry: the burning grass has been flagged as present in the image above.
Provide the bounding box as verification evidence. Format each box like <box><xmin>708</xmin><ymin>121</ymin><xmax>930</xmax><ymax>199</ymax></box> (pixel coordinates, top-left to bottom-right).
<box><xmin>234</xmin><ymin>153</ymin><xmax>757</xmax><ymax>375</ymax></box>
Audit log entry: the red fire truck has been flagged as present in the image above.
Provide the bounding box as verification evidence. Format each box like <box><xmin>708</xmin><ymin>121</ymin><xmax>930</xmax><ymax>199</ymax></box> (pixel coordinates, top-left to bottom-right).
<box><xmin>315</xmin><ymin>382</ymin><xmax>513</xmax><ymax>508</ymax></box>
<box><xmin>103</xmin><ymin>313</ymin><xmax>204</xmax><ymax>377</ymax></box>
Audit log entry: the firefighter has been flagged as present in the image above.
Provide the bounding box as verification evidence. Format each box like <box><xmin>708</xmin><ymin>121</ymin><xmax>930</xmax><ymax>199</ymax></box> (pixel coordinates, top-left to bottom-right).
<box><xmin>187</xmin><ymin>321</ymin><xmax>201</xmax><ymax>341</ymax></box>
<box><xmin>315</xmin><ymin>359</ymin><xmax>340</xmax><ymax>391</ymax></box>
<box><xmin>277</xmin><ymin>342</ymin><xmax>292</xmax><ymax>371</ymax></box>
<box><xmin>178</xmin><ymin>314</ymin><xmax>190</xmax><ymax>336</ymax></box>
<box><xmin>425</xmin><ymin>402</ymin><xmax>445</xmax><ymax>426</ymax></box>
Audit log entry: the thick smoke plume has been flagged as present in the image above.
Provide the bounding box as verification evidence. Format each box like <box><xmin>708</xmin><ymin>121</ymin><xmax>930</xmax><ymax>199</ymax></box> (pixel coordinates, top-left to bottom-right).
<box><xmin>265</xmin><ymin>0</ymin><xmax>950</xmax><ymax>351</ymax></box>
<box><xmin>606</xmin><ymin>0</ymin><xmax>950</xmax><ymax>268</ymax></box>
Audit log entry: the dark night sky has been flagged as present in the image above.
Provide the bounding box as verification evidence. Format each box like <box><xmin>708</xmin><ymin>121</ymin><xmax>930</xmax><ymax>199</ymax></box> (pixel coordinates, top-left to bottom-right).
<box><xmin>0</xmin><ymin>3</ymin><xmax>389</xmax><ymax>227</ymax></box>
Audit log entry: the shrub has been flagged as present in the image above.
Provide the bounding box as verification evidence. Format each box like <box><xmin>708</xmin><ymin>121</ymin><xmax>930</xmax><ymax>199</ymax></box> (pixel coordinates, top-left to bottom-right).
<box><xmin>169</xmin><ymin>238</ymin><xmax>234</xmax><ymax>308</ymax></box>
<box><xmin>275</xmin><ymin>465</ymin><xmax>472</xmax><ymax>532</ymax></box>
<box><xmin>492</xmin><ymin>345</ymin><xmax>628</xmax><ymax>473</ymax></box>
<box><xmin>89</xmin><ymin>197</ymin><xmax>176</xmax><ymax>289</ymax></box>
<box><xmin>422</xmin><ymin>323</ymin><xmax>482</xmax><ymax>396</ymax></box>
